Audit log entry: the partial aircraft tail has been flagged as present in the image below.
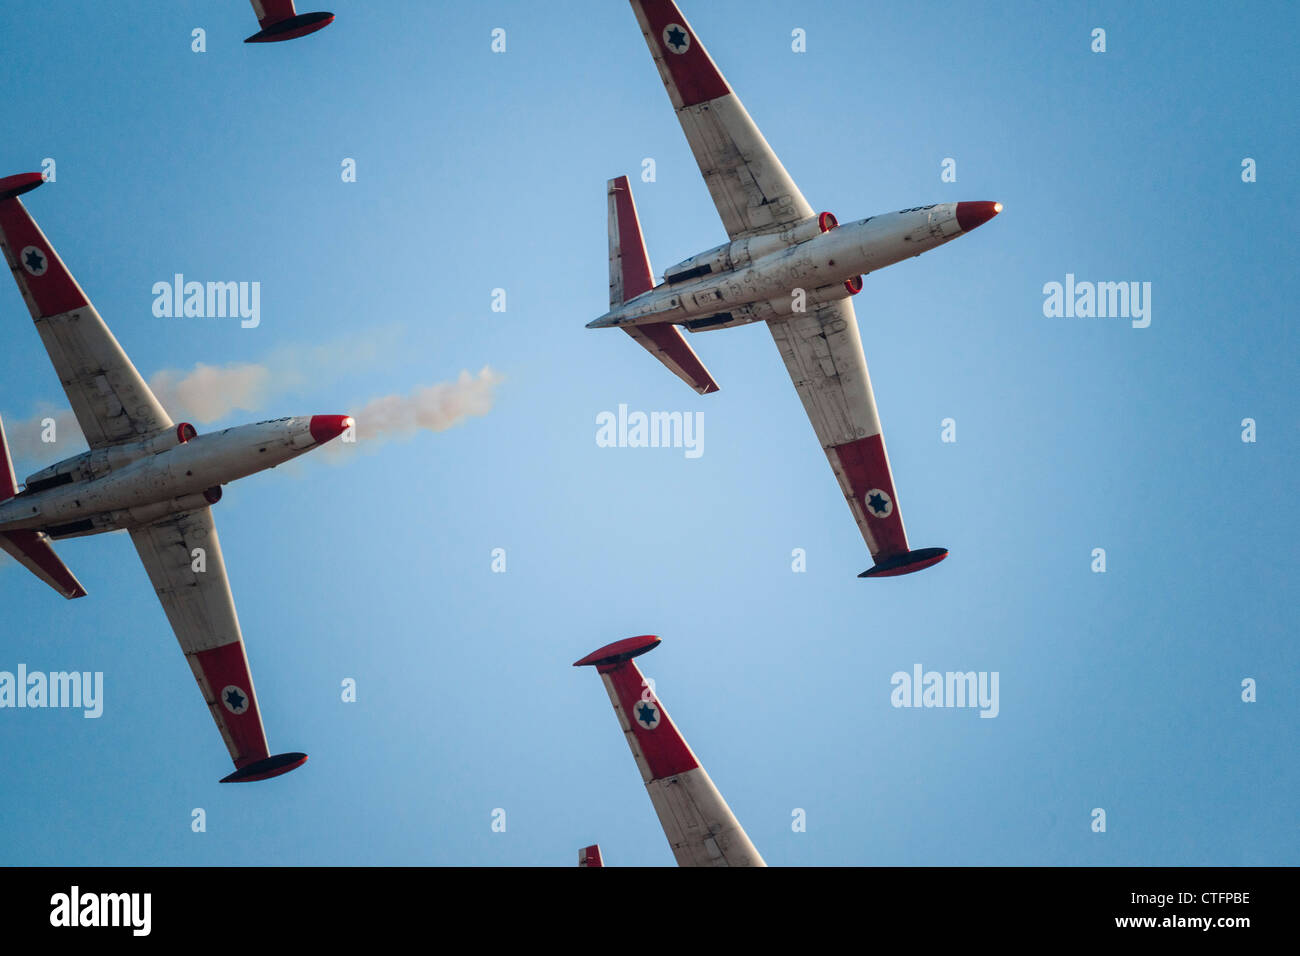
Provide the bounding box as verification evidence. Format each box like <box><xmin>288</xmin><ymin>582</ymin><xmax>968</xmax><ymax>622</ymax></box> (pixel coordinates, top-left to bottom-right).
<box><xmin>0</xmin><ymin>414</ymin><xmax>86</xmax><ymax>599</ymax></box>
<box><xmin>606</xmin><ymin>176</ymin><xmax>719</xmax><ymax>395</ymax></box>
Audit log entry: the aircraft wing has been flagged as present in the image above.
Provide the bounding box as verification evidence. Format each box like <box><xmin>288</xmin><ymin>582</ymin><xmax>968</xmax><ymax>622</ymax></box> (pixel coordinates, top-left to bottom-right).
<box><xmin>629</xmin><ymin>0</ymin><xmax>814</xmax><ymax>240</ymax></box>
<box><xmin>251</xmin><ymin>0</ymin><xmax>298</xmax><ymax>23</ymax></box>
<box><xmin>768</xmin><ymin>298</ymin><xmax>948</xmax><ymax>576</ymax></box>
<box><xmin>575</xmin><ymin>635</ymin><xmax>765</xmax><ymax>867</ymax></box>
<box><xmin>130</xmin><ymin>507</ymin><xmax>306</xmax><ymax>782</ymax></box>
<box><xmin>0</xmin><ymin>173</ymin><xmax>172</xmax><ymax>451</ymax></box>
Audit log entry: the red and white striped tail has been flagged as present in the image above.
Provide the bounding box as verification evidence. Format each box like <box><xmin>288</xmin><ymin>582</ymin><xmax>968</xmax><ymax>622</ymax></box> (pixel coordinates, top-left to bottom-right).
<box><xmin>606</xmin><ymin>177</ymin><xmax>719</xmax><ymax>395</ymax></box>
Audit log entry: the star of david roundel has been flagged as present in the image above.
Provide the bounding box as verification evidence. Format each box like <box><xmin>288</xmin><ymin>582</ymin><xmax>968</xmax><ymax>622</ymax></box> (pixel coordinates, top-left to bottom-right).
<box><xmin>20</xmin><ymin>246</ymin><xmax>48</xmax><ymax>276</ymax></box>
<box><xmin>864</xmin><ymin>488</ymin><xmax>893</xmax><ymax>519</ymax></box>
<box><xmin>221</xmin><ymin>685</ymin><xmax>250</xmax><ymax>715</ymax></box>
<box><xmin>634</xmin><ymin>699</ymin><xmax>661</xmax><ymax>730</ymax></box>
<box><xmin>662</xmin><ymin>24</ymin><xmax>690</xmax><ymax>54</ymax></box>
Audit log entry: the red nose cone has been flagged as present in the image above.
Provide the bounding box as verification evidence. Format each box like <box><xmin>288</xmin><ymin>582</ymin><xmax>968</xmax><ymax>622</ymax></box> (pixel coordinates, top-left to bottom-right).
<box><xmin>956</xmin><ymin>201</ymin><xmax>1002</xmax><ymax>233</ymax></box>
<box><xmin>310</xmin><ymin>414</ymin><xmax>353</xmax><ymax>445</ymax></box>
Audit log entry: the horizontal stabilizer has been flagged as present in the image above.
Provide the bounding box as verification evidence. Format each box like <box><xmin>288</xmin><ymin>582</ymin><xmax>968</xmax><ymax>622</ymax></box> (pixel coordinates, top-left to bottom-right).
<box><xmin>0</xmin><ymin>530</ymin><xmax>87</xmax><ymax>599</ymax></box>
<box><xmin>0</xmin><ymin>413</ymin><xmax>86</xmax><ymax>599</ymax></box>
<box><xmin>622</xmin><ymin>323</ymin><xmax>720</xmax><ymax>395</ymax></box>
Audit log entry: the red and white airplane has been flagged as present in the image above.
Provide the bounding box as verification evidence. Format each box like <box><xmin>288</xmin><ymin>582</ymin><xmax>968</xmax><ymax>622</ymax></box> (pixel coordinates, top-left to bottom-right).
<box><xmin>244</xmin><ymin>1</ymin><xmax>334</xmax><ymax>44</ymax></box>
<box><xmin>594</xmin><ymin>0</ymin><xmax>1002</xmax><ymax>578</ymax></box>
<box><xmin>0</xmin><ymin>172</ymin><xmax>352</xmax><ymax>782</ymax></box>
<box><xmin>574</xmin><ymin>635</ymin><xmax>765</xmax><ymax>867</ymax></box>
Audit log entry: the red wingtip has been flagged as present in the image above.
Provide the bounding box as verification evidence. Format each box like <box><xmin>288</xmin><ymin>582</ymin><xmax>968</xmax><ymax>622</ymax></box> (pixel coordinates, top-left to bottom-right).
<box><xmin>309</xmin><ymin>414</ymin><xmax>353</xmax><ymax>445</ymax></box>
<box><xmin>245</xmin><ymin>11</ymin><xmax>334</xmax><ymax>43</ymax></box>
<box><xmin>859</xmin><ymin>548</ymin><xmax>949</xmax><ymax>578</ymax></box>
<box><xmin>220</xmin><ymin>752</ymin><xmax>308</xmax><ymax>783</ymax></box>
<box><xmin>955</xmin><ymin>201</ymin><xmax>1002</xmax><ymax>233</ymax></box>
<box><xmin>0</xmin><ymin>172</ymin><xmax>45</xmax><ymax>202</ymax></box>
<box><xmin>573</xmin><ymin>634</ymin><xmax>661</xmax><ymax>668</ymax></box>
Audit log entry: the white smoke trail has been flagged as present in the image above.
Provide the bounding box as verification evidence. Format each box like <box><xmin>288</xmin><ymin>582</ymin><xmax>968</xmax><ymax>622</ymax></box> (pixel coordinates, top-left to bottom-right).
<box><xmin>149</xmin><ymin>362</ymin><xmax>272</xmax><ymax>423</ymax></box>
<box><xmin>2</xmin><ymin>405</ymin><xmax>79</xmax><ymax>466</ymax></box>
<box><xmin>2</xmin><ymin>363</ymin><xmax>273</xmax><ymax>467</ymax></box>
<box><xmin>336</xmin><ymin>367</ymin><xmax>503</xmax><ymax>453</ymax></box>
<box><xmin>1</xmin><ymin>327</ymin><xmax>501</xmax><ymax>471</ymax></box>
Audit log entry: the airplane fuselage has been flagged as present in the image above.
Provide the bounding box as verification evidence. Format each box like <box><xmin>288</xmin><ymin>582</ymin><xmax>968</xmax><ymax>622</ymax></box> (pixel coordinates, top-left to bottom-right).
<box><xmin>0</xmin><ymin>415</ymin><xmax>350</xmax><ymax>537</ymax></box>
<box><xmin>591</xmin><ymin>201</ymin><xmax>992</xmax><ymax>331</ymax></box>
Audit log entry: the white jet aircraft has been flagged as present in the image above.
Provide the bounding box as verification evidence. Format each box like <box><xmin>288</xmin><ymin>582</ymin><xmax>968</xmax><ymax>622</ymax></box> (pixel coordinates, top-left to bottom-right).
<box><xmin>574</xmin><ymin>634</ymin><xmax>765</xmax><ymax>867</ymax></box>
<box><xmin>594</xmin><ymin>0</ymin><xmax>1002</xmax><ymax>577</ymax></box>
<box><xmin>0</xmin><ymin>171</ymin><xmax>352</xmax><ymax>782</ymax></box>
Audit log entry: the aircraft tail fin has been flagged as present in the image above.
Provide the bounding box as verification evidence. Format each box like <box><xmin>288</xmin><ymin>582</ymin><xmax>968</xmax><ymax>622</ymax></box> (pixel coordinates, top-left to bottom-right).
<box><xmin>605</xmin><ymin>176</ymin><xmax>719</xmax><ymax>395</ymax></box>
<box><xmin>608</xmin><ymin>175</ymin><xmax>655</xmax><ymax>307</ymax></box>
<box><xmin>578</xmin><ymin>844</ymin><xmax>604</xmax><ymax>867</ymax></box>
<box><xmin>0</xmin><ymin>415</ymin><xmax>86</xmax><ymax>599</ymax></box>
<box><xmin>0</xmin><ymin>413</ymin><xmax>18</xmax><ymax>501</ymax></box>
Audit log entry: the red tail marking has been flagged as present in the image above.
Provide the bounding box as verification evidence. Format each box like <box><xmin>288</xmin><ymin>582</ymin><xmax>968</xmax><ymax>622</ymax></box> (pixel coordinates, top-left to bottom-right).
<box><xmin>0</xmin><ymin>417</ymin><xmax>18</xmax><ymax>501</ymax></box>
<box><xmin>612</xmin><ymin>176</ymin><xmax>654</xmax><ymax>301</ymax></box>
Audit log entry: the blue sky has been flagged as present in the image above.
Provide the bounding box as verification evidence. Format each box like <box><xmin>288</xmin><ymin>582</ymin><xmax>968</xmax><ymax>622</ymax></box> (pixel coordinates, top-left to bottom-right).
<box><xmin>0</xmin><ymin>0</ymin><xmax>1295</xmax><ymax>866</ymax></box>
